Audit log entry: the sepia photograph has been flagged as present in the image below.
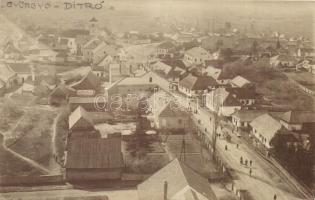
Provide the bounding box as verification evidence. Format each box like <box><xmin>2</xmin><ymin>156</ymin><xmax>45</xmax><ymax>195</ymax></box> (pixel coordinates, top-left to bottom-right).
<box><xmin>0</xmin><ymin>0</ymin><xmax>314</xmax><ymax>199</ymax></box>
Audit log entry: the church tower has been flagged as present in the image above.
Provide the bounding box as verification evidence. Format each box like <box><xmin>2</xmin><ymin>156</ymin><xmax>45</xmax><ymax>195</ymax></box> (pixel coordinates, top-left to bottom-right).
<box><xmin>89</xmin><ymin>17</ymin><xmax>99</xmax><ymax>36</ymax></box>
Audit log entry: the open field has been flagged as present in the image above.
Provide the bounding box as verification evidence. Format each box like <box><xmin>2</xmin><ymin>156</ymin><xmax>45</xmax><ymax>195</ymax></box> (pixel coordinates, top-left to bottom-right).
<box><xmin>0</xmin><ymin>148</ymin><xmax>43</xmax><ymax>176</ymax></box>
<box><xmin>222</xmin><ymin>59</ymin><xmax>315</xmax><ymax>111</ymax></box>
<box><xmin>285</xmin><ymin>72</ymin><xmax>315</xmax><ymax>91</ymax></box>
<box><xmin>9</xmin><ymin>93</ymin><xmax>36</xmax><ymax>106</ymax></box>
<box><xmin>5</xmin><ymin>109</ymin><xmax>57</xmax><ymax>169</ymax></box>
<box><xmin>0</xmin><ymin>99</ymin><xmax>24</xmax><ymax>133</ymax></box>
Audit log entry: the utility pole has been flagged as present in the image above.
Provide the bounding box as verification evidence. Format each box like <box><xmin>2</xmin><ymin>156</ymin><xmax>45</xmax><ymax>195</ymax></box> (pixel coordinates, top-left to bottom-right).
<box><xmin>212</xmin><ymin>90</ymin><xmax>222</xmax><ymax>161</ymax></box>
<box><xmin>212</xmin><ymin>110</ymin><xmax>218</xmax><ymax>161</ymax></box>
<box><xmin>180</xmin><ymin>122</ymin><xmax>186</xmax><ymax>162</ymax></box>
<box><xmin>180</xmin><ymin>138</ymin><xmax>186</xmax><ymax>162</ymax></box>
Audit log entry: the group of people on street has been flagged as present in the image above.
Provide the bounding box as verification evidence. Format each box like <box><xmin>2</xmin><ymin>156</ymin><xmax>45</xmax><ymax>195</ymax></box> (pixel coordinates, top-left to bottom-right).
<box><xmin>240</xmin><ymin>156</ymin><xmax>253</xmax><ymax>176</ymax></box>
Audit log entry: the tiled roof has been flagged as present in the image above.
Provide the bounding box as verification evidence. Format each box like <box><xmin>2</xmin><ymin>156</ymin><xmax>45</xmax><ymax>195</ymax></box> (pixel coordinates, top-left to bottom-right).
<box><xmin>204</xmin><ymin>60</ymin><xmax>225</xmax><ymax>68</ymax></box>
<box><xmin>84</xmin><ymin>39</ymin><xmax>102</xmax><ymax>49</ymax></box>
<box><xmin>59</xmin><ymin>38</ymin><xmax>69</xmax><ymax>45</ymax></box>
<box><xmin>204</xmin><ymin>66</ymin><xmax>222</xmax><ymax>80</ymax></box>
<box><xmin>232</xmin><ymin>110</ymin><xmax>268</xmax><ymax>122</ymax></box>
<box><xmin>159</xmin><ymin>102</ymin><xmax>188</xmax><ymax>118</ymax></box>
<box><xmin>161</xmin><ymin>59</ymin><xmax>187</xmax><ymax>70</ymax></box>
<box><xmin>226</xmin><ymin>87</ymin><xmax>256</xmax><ymax>99</ymax></box>
<box><xmin>216</xmin><ymin>69</ymin><xmax>235</xmax><ymax>80</ymax></box>
<box><xmin>3</xmin><ymin>43</ymin><xmax>20</xmax><ymax>54</ymax></box>
<box><xmin>0</xmin><ymin>63</ymin><xmax>16</xmax><ymax>82</ymax></box>
<box><xmin>211</xmin><ymin>88</ymin><xmax>241</xmax><ymax>107</ymax></box>
<box><xmin>280</xmin><ymin>110</ymin><xmax>315</xmax><ymax>124</ymax></box>
<box><xmin>223</xmin><ymin>93</ymin><xmax>242</xmax><ymax>107</ymax></box>
<box><xmin>71</xmin><ymin>71</ymin><xmax>100</xmax><ymax>90</ymax></box>
<box><xmin>185</xmin><ymin>47</ymin><xmax>209</xmax><ymax>57</ymax></box>
<box><xmin>158</xmin><ymin>41</ymin><xmax>176</xmax><ymax>49</ymax></box>
<box><xmin>179</xmin><ymin>74</ymin><xmax>218</xmax><ymax>90</ymax></box>
<box><xmin>68</xmin><ymin>106</ymin><xmax>94</xmax><ymax>130</ymax></box>
<box><xmin>137</xmin><ymin>159</ymin><xmax>217</xmax><ymax>200</ymax></box>
<box><xmin>6</xmin><ymin>63</ymin><xmax>32</xmax><ymax>74</ymax></box>
<box><xmin>274</xmin><ymin>54</ymin><xmax>296</xmax><ymax>62</ymax></box>
<box><xmin>115</xmin><ymin>71</ymin><xmax>156</xmax><ymax>86</ymax></box>
<box><xmin>66</xmin><ymin>137</ymin><xmax>123</xmax><ymax>169</ymax></box>
<box><xmin>230</xmin><ymin>75</ymin><xmax>251</xmax><ymax>88</ymax></box>
<box><xmin>250</xmin><ymin>113</ymin><xmax>282</xmax><ymax>140</ymax></box>
<box><xmin>167</xmin><ymin>68</ymin><xmax>186</xmax><ymax>80</ymax></box>
<box><xmin>153</xmin><ymin>62</ymin><xmax>186</xmax><ymax>81</ymax></box>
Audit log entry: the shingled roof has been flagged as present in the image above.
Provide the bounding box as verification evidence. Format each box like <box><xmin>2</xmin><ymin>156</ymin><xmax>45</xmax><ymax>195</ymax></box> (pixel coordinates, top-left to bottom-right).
<box><xmin>179</xmin><ymin>74</ymin><xmax>218</xmax><ymax>90</ymax></box>
<box><xmin>232</xmin><ymin>110</ymin><xmax>268</xmax><ymax>122</ymax></box>
<box><xmin>159</xmin><ymin>102</ymin><xmax>188</xmax><ymax>118</ymax></box>
<box><xmin>226</xmin><ymin>87</ymin><xmax>257</xmax><ymax>99</ymax></box>
<box><xmin>158</xmin><ymin>41</ymin><xmax>176</xmax><ymax>49</ymax></box>
<box><xmin>49</xmin><ymin>84</ymin><xmax>76</xmax><ymax>98</ymax></box>
<box><xmin>185</xmin><ymin>47</ymin><xmax>210</xmax><ymax>58</ymax></box>
<box><xmin>161</xmin><ymin>59</ymin><xmax>187</xmax><ymax>70</ymax></box>
<box><xmin>250</xmin><ymin>113</ymin><xmax>282</xmax><ymax>141</ymax></box>
<box><xmin>68</xmin><ymin>106</ymin><xmax>94</xmax><ymax>131</ymax></box>
<box><xmin>0</xmin><ymin>63</ymin><xmax>16</xmax><ymax>82</ymax></box>
<box><xmin>137</xmin><ymin>159</ymin><xmax>217</xmax><ymax>200</ymax></box>
<box><xmin>66</xmin><ymin>137</ymin><xmax>123</xmax><ymax>169</ymax></box>
<box><xmin>280</xmin><ymin>110</ymin><xmax>315</xmax><ymax>124</ymax></box>
<box><xmin>6</xmin><ymin>63</ymin><xmax>33</xmax><ymax>74</ymax></box>
<box><xmin>230</xmin><ymin>75</ymin><xmax>251</xmax><ymax>88</ymax></box>
<box><xmin>71</xmin><ymin>71</ymin><xmax>100</xmax><ymax>90</ymax></box>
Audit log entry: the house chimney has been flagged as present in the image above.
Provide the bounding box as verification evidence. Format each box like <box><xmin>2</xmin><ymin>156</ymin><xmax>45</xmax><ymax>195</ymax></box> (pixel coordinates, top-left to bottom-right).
<box><xmin>164</xmin><ymin>181</ymin><xmax>168</xmax><ymax>200</ymax></box>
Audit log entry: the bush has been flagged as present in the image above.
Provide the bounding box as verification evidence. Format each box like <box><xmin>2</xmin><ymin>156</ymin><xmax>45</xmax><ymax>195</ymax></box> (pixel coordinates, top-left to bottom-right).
<box><xmin>54</xmin><ymin>106</ymin><xmax>70</xmax><ymax>163</ymax></box>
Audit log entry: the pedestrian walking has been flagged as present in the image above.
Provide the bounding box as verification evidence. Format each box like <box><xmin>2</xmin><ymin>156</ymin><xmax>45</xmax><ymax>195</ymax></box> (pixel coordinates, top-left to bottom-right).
<box><xmin>236</xmin><ymin>143</ymin><xmax>239</xmax><ymax>149</ymax></box>
<box><xmin>245</xmin><ymin>159</ymin><xmax>248</xmax><ymax>166</ymax></box>
<box><xmin>250</xmin><ymin>160</ymin><xmax>252</xmax><ymax>166</ymax></box>
<box><xmin>273</xmin><ymin>194</ymin><xmax>277</xmax><ymax>200</ymax></box>
<box><xmin>249</xmin><ymin>168</ymin><xmax>252</xmax><ymax>177</ymax></box>
<box><xmin>240</xmin><ymin>156</ymin><xmax>243</xmax><ymax>165</ymax></box>
<box><xmin>225</xmin><ymin>145</ymin><xmax>228</xmax><ymax>151</ymax></box>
